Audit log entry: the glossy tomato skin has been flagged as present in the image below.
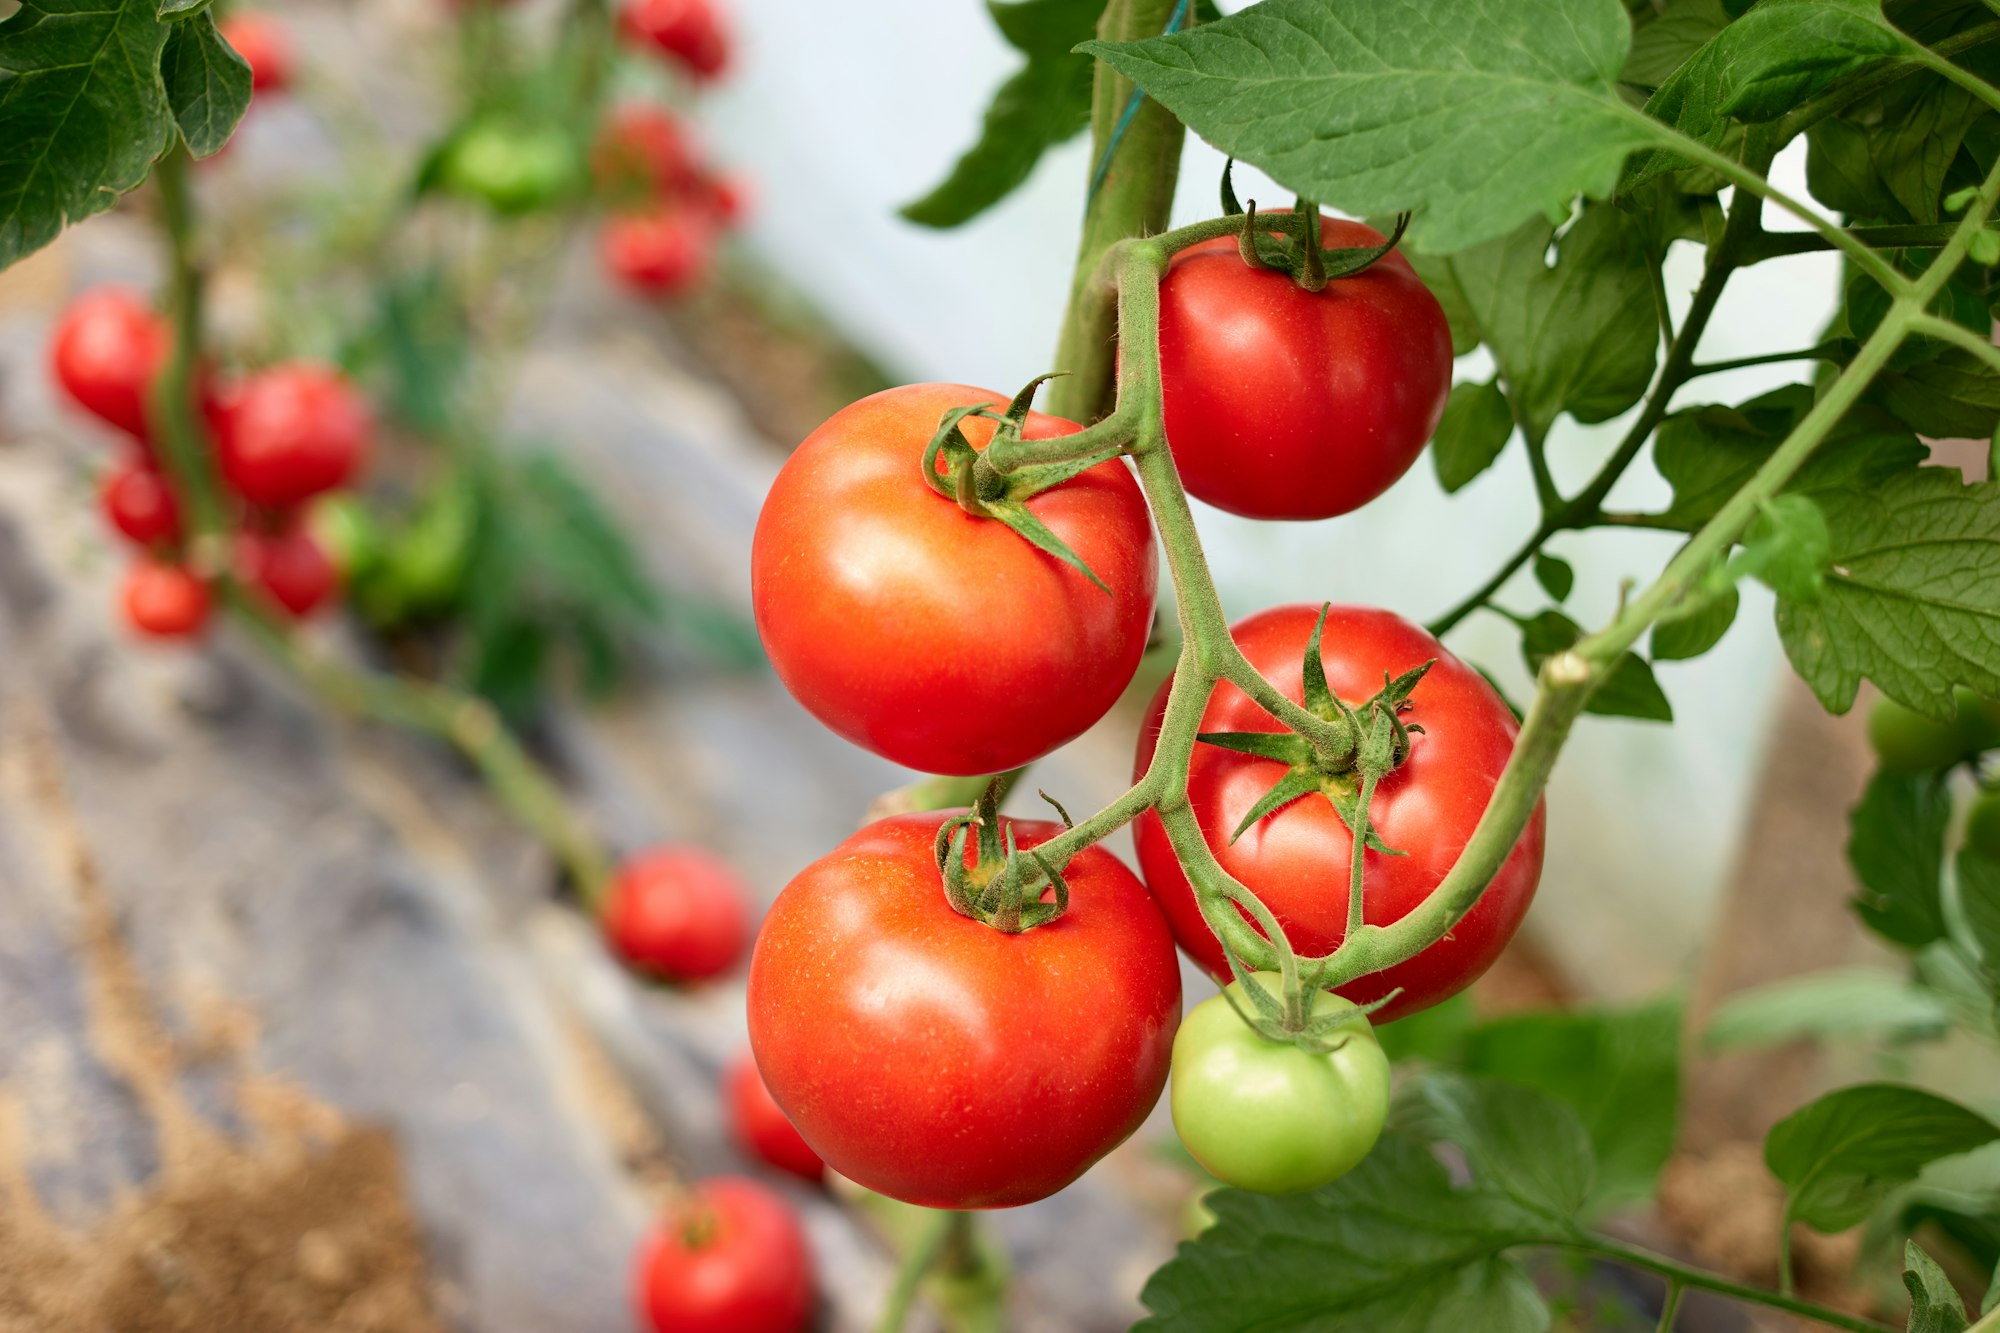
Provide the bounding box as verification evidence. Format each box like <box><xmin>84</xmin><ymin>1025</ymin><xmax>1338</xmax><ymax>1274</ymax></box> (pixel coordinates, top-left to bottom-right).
<box><xmin>100</xmin><ymin>458</ymin><xmax>182</xmax><ymax>546</ymax></box>
<box><xmin>1157</xmin><ymin>216</ymin><xmax>1452</xmax><ymax>520</ymax></box>
<box><xmin>752</xmin><ymin>384</ymin><xmax>1157</xmax><ymax>776</ymax></box>
<box><xmin>50</xmin><ymin>288</ymin><xmax>170</xmax><ymax>442</ymax></box>
<box><xmin>600</xmin><ymin>209</ymin><xmax>714</xmax><ymax>297</ymax></box>
<box><xmin>633</xmin><ymin>1176</ymin><xmax>814</xmax><ymax>1333</ymax></box>
<box><xmin>748</xmin><ymin>813</ymin><xmax>1181</xmax><ymax>1209</ymax></box>
<box><xmin>122</xmin><ymin>558</ymin><xmax>211</xmax><ymax>638</ymax></box>
<box><xmin>602</xmin><ymin>846</ymin><xmax>751</xmax><ymax>983</ymax></box>
<box><xmin>1170</xmin><ymin>973</ymin><xmax>1390</xmax><ymax>1194</ymax></box>
<box><xmin>724</xmin><ymin>1051</ymin><xmax>824</xmax><ymax>1183</ymax></box>
<box><xmin>619</xmin><ymin>0</ymin><xmax>729</xmax><ymax>80</ymax></box>
<box><xmin>218</xmin><ymin>13</ymin><xmax>295</xmax><ymax>93</ymax></box>
<box><xmin>240</xmin><ymin>529</ymin><xmax>338</xmax><ymax>618</ymax></box>
<box><xmin>212</xmin><ymin>364</ymin><xmax>371</xmax><ymax>509</ymax></box>
<box><xmin>1133</xmin><ymin>605</ymin><xmax>1545</xmax><ymax>1022</ymax></box>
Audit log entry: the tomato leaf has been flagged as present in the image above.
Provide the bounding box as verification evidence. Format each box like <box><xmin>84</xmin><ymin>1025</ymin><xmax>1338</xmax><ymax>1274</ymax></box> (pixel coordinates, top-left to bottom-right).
<box><xmin>1954</xmin><ymin>846</ymin><xmax>2000</xmax><ymax>1001</ymax></box>
<box><xmin>1733</xmin><ymin>494</ymin><xmax>1830</xmax><ymax>604</ymax></box>
<box><xmin>1706</xmin><ymin>967</ymin><xmax>1954</xmax><ymax>1049</ymax></box>
<box><xmin>0</xmin><ymin>0</ymin><xmax>180</xmax><ymax>269</ymax></box>
<box><xmin>160</xmin><ymin>7</ymin><xmax>248</xmax><ymax>159</ymax></box>
<box><xmin>1519</xmin><ymin>609</ymin><xmax>1673</xmax><ymax>722</ymax></box>
<box><xmin>1443</xmin><ymin>205</ymin><xmax>1660</xmax><ymax>438</ymax></box>
<box><xmin>1848</xmin><ymin>769</ymin><xmax>1950</xmax><ymax>948</ymax></box>
<box><xmin>1872</xmin><ymin>346</ymin><xmax>2000</xmax><ymax>441</ymax></box>
<box><xmin>900</xmin><ymin>0</ymin><xmax>1102</xmax><ymax>228</ymax></box>
<box><xmin>1777</xmin><ymin>468</ymin><xmax>2000</xmax><ymax>718</ymax></box>
<box><xmin>1398</xmin><ymin>1074</ymin><xmax>1596</xmax><ymax>1219</ymax></box>
<box><xmin>1766</xmin><ymin>1084</ymin><xmax>2000</xmax><ymax>1233</ymax></box>
<box><xmin>1623</xmin><ymin>0</ymin><xmax>1731</xmax><ymax>90</ymax></box>
<box><xmin>1533</xmin><ymin>553</ymin><xmax>1575</xmax><ymax>605</ymax></box>
<box><xmin>1805</xmin><ymin>64</ymin><xmax>1987</xmax><ymax>226</ymax></box>
<box><xmin>1905</xmin><ymin>1240</ymin><xmax>1973</xmax><ymax>1333</ymax></box>
<box><xmin>1651</xmin><ymin>581</ymin><xmax>1738</xmax><ymax>662</ymax></box>
<box><xmin>1080</xmin><ymin>0</ymin><xmax>1667</xmax><ymax>255</ymax></box>
<box><xmin>1432</xmin><ymin>380</ymin><xmax>1515</xmax><ymax>494</ymax></box>
<box><xmin>1138</xmin><ymin>1108</ymin><xmax>1571</xmax><ymax>1331</ymax></box>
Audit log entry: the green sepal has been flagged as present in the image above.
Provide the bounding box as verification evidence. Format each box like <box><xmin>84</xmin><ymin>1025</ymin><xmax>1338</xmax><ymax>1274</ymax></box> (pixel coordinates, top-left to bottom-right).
<box><xmin>1220</xmin><ymin>156</ymin><xmax>1243</xmax><ymax>216</ymax></box>
<box><xmin>1196</xmin><ymin>730</ymin><xmax>1317</xmax><ymax>765</ymax></box>
<box><xmin>1302</xmin><ymin>603</ymin><xmax>1335</xmax><ymax>714</ymax></box>
<box><xmin>1226</xmin><ymin>768</ymin><xmax>1324</xmax><ymax>842</ymax></box>
<box><xmin>985</xmin><ymin>498</ymin><xmax>1111</xmax><ymax>595</ymax></box>
<box><xmin>1325</xmin><ymin>785</ymin><xmax>1403</xmax><ymax>857</ymax></box>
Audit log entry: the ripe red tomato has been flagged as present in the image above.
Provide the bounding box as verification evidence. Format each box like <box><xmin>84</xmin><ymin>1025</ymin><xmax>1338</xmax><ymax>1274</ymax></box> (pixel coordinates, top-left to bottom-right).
<box><xmin>747</xmin><ymin>813</ymin><xmax>1181</xmax><ymax>1208</ymax></box>
<box><xmin>211</xmin><ymin>364</ymin><xmax>372</xmax><ymax>509</ymax></box>
<box><xmin>693</xmin><ymin>171</ymin><xmax>748</xmax><ymax>228</ymax></box>
<box><xmin>239</xmin><ymin>529</ymin><xmax>338</xmax><ymax>618</ymax></box>
<box><xmin>1132</xmin><ymin>604</ymin><xmax>1544</xmax><ymax>1022</ymax></box>
<box><xmin>600</xmin><ymin>209</ymin><xmax>714</xmax><ymax>297</ymax></box>
<box><xmin>49</xmin><ymin>288</ymin><xmax>170</xmax><ymax>443</ymax></box>
<box><xmin>593</xmin><ymin>103</ymin><xmax>697</xmax><ymax>199</ymax></box>
<box><xmin>724</xmin><ymin>1051</ymin><xmax>824</xmax><ymax>1183</ymax></box>
<box><xmin>1156</xmin><ymin>216</ymin><xmax>1452</xmax><ymax>520</ymax></box>
<box><xmin>619</xmin><ymin>0</ymin><xmax>729</xmax><ymax>80</ymax></box>
<box><xmin>100</xmin><ymin>458</ymin><xmax>182</xmax><ymax>546</ymax></box>
<box><xmin>751</xmin><ymin>383</ymin><xmax>1157</xmax><ymax>776</ymax></box>
<box><xmin>122</xmin><ymin>558</ymin><xmax>212</xmax><ymax>638</ymax></box>
<box><xmin>601</xmin><ymin>846</ymin><xmax>751</xmax><ymax>983</ymax></box>
<box><xmin>633</xmin><ymin>1177</ymin><xmax>813</xmax><ymax>1333</ymax></box>
<box><xmin>218</xmin><ymin>13</ymin><xmax>295</xmax><ymax>94</ymax></box>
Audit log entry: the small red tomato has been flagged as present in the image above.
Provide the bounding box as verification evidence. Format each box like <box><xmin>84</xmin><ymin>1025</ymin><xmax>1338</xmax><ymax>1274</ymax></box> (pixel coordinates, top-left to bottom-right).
<box><xmin>725</xmin><ymin>1053</ymin><xmax>824</xmax><ymax>1183</ymax></box>
<box><xmin>211</xmin><ymin>364</ymin><xmax>372</xmax><ymax>509</ymax></box>
<box><xmin>601</xmin><ymin>846</ymin><xmax>751</xmax><ymax>983</ymax></box>
<box><xmin>100</xmin><ymin>458</ymin><xmax>183</xmax><ymax>546</ymax></box>
<box><xmin>122</xmin><ymin>558</ymin><xmax>211</xmax><ymax>638</ymax></box>
<box><xmin>693</xmin><ymin>171</ymin><xmax>749</xmax><ymax>228</ymax></box>
<box><xmin>49</xmin><ymin>288</ymin><xmax>171</xmax><ymax>443</ymax></box>
<box><xmin>593</xmin><ymin>103</ymin><xmax>697</xmax><ymax>199</ymax></box>
<box><xmin>1157</xmin><ymin>215</ymin><xmax>1453</xmax><ymax>520</ymax></box>
<box><xmin>239</xmin><ymin>528</ymin><xmax>338</xmax><ymax>618</ymax></box>
<box><xmin>633</xmin><ymin>1177</ymin><xmax>813</xmax><ymax>1333</ymax></box>
<box><xmin>619</xmin><ymin>0</ymin><xmax>729</xmax><ymax>80</ymax></box>
<box><xmin>600</xmin><ymin>210</ymin><xmax>714</xmax><ymax>297</ymax></box>
<box><xmin>218</xmin><ymin>12</ymin><xmax>295</xmax><ymax>94</ymax></box>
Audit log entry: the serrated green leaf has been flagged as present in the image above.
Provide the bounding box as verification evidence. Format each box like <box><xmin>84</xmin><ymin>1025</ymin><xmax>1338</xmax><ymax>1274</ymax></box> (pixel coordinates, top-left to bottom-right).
<box><xmin>1735</xmin><ymin>493</ymin><xmax>1831</xmax><ymax>603</ymax></box>
<box><xmin>1399</xmin><ymin>1074</ymin><xmax>1596</xmax><ymax>1219</ymax></box>
<box><xmin>1712</xmin><ymin>0</ymin><xmax>1908</xmax><ymax>122</ymax></box>
<box><xmin>1624</xmin><ymin>0</ymin><xmax>1730</xmax><ymax>89</ymax></box>
<box><xmin>1849</xmin><ymin>769</ymin><xmax>1950</xmax><ymax>947</ymax></box>
<box><xmin>1706</xmin><ymin>967</ymin><xmax>1954</xmax><ymax>1048</ymax></box>
<box><xmin>1081</xmin><ymin>0</ymin><xmax>1665</xmax><ymax>255</ymax></box>
<box><xmin>1139</xmin><ymin>1087</ymin><xmax>1573</xmax><ymax>1332</ymax></box>
<box><xmin>1432</xmin><ymin>379</ymin><xmax>1514</xmax><ymax>493</ymax></box>
<box><xmin>1442</xmin><ymin>202</ymin><xmax>1660</xmax><ymax>438</ymax></box>
<box><xmin>1534</xmin><ymin>553</ymin><xmax>1575</xmax><ymax>604</ymax></box>
<box><xmin>1652</xmin><ymin>581</ymin><xmax>1739</xmax><ymax>661</ymax></box>
<box><xmin>1768</xmin><ymin>1084</ymin><xmax>1999</xmax><ymax>1233</ymax></box>
<box><xmin>1905</xmin><ymin>1241</ymin><xmax>1972</xmax><ymax>1333</ymax></box>
<box><xmin>1777</xmin><ymin>469</ymin><xmax>2000</xmax><ymax>718</ymax></box>
<box><xmin>1872</xmin><ymin>346</ymin><xmax>2000</xmax><ymax>440</ymax></box>
<box><xmin>1806</xmin><ymin>70</ymin><xmax>1984</xmax><ymax>225</ymax></box>
<box><xmin>0</xmin><ymin>0</ymin><xmax>177</xmax><ymax>269</ymax></box>
<box><xmin>1456</xmin><ymin>1000</ymin><xmax>1682</xmax><ymax>1211</ymax></box>
<box><xmin>160</xmin><ymin>8</ymin><xmax>247</xmax><ymax>159</ymax></box>
<box><xmin>901</xmin><ymin>0</ymin><xmax>1102</xmax><ymax>228</ymax></box>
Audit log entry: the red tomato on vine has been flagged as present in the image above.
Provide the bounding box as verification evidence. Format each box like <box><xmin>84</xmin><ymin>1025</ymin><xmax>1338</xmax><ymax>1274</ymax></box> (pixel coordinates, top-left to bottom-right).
<box><xmin>600</xmin><ymin>209</ymin><xmax>714</xmax><ymax>297</ymax></box>
<box><xmin>1132</xmin><ymin>604</ymin><xmax>1544</xmax><ymax>1022</ymax></box>
<box><xmin>619</xmin><ymin>0</ymin><xmax>730</xmax><ymax>81</ymax></box>
<box><xmin>1157</xmin><ymin>216</ymin><xmax>1452</xmax><ymax>520</ymax></box>
<box><xmin>211</xmin><ymin>363</ymin><xmax>372</xmax><ymax>509</ymax></box>
<box><xmin>601</xmin><ymin>846</ymin><xmax>751</xmax><ymax>983</ymax></box>
<box><xmin>747</xmin><ymin>813</ymin><xmax>1181</xmax><ymax>1209</ymax></box>
<box><xmin>218</xmin><ymin>13</ymin><xmax>295</xmax><ymax>94</ymax></box>
<box><xmin>122</xmin><ymin>558</ymin><xmax>211</xmax><ymax>638</ymax></box>
<box><xmin>724</xmin><ymin>1052</ymin><xmax>824</xmax><ymax>1183</ymax></box>
<box><xmin>49</xmin><ymin>288</ymin><xmax>171</xmax><ymax>444</ymax></box>
<box><xmin>632</xmin><ymin>1176</ymin><xmax>813</xmax><ymax>1333</ymax></box>
<box><xmin>593</xmin><ymin>103</ymin><xmax>698</xmax><ymax>199</ymax></box>
<box><xmin>751</xmin><ymin>383</ymin><xmax>1156</xmax><ymax>776</ymax></box>
<box><xmin>100</xmin><ymin>459</ymin><xmax>182</xmax><ymax>547</ymax></box>
<box><xmin>239</xmin><ymin>528</ymin><xmax>338</xmax><ymax>618</ymax></box>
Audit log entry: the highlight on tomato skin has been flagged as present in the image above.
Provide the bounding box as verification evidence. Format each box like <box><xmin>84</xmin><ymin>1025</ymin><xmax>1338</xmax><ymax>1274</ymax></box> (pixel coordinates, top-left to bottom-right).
<box><xmin>210</xmin><ymin>363</ymin><xmax>374</xmax><ymax>510</ymax></box>
<box><xmin>121</xmin><ymin>557</ymin><xmax>213</xmax><ymax>640</ymax></box>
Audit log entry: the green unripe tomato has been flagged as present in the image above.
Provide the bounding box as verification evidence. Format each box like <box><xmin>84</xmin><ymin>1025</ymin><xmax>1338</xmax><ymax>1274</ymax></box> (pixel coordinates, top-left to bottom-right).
<box><xmin>1868</xmin><ymin>687</ymin><xmax>2000</xmax><ymax>773</ymax></box>
<box><xmin>306</xmin><ymin>493</ymin><xmax>383</xmax><ymax>583</ymax></box>
<box><xmin>1967</xmin><ymin>789</ymin><xmax>2000</xmax><ymax>860</ymax></box>
<box><xmin>1169</xmin><ymin>971</ymin><xmax>1390</xmax><ymax>1195</ymax></box>
<box><xmin>383</xmin><ymin>481</ymin><xmax>476</xmax><ymax>613</ymax></box>
<box><xmin>441</xmin><ymin>121</ymin><xmax>578</xmax><ymax>215</ymax></box>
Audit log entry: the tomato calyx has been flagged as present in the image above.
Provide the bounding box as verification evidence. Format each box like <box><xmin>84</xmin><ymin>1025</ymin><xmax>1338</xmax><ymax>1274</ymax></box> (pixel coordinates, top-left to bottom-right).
<box><xmin>1198</xmin><ymin>605</ymin><xmax>1433</xmax><ymax>847</ymax></box>
<box><xmin>932</xmin><ymin>785</ymin><xmax>1071</xmax><ymax>933</ymax></box>
<box><xmin>1215</xmin><ymin>955</ymin><xmax>1393</xmax><ymax>1053</ymax></box>
<box><xmin>919</xmin><ymin>374</ymin><xmax>1122</xmax><ymax>595</ymax></box>
<box><xmin>1217</xmin><ymin>162</ymin><xmax>1411</xmax><ymax>293</ymax></box>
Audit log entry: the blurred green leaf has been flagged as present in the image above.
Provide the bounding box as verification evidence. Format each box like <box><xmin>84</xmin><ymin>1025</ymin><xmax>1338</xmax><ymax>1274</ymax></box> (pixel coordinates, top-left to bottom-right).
<box><xmin>1904</xmin><ymin>1241</ymin><xmax>1971</xmax><ymax>1333</ymax></box>
<box><xmin>1706</xmin><ymin>967</ymin><xmax>1954</xmax><ymax>1048</ymax></box>
<box><xmin>1767</xmin><ymin>1084</ymin><xmax>1999</xmax><ymax>1232</ymax></box>
<box><xmin>1432</xmin><ymin>379</ymin><xmax>1514</xmax><ymax>493</ymax></box>
<box><xmin>1849</xmin><ymin>769</ymin><xmax>1950</xmax><ymax>948</ymax></box>
<box><xmin>160</xmin><ymin>8</ymin><xmax>248</xmax><ymax>158</ymax></box>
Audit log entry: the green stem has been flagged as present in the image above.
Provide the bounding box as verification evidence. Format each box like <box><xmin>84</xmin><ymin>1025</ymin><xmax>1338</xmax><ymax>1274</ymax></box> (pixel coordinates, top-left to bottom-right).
<box><xmin>1908</xmin><ymin>40</ymin><xmax>2000</xmax><ymax>115</ymax></box>
<box><xmin>1744</xmin><ymin>222</ymin><xmax>1978</xmax><ymax>262</ymax></box>
<box><xmin>1577</xmin><ymin>1239</ymin><xmax>1896</xmax><ymax>1333</ymax></box>
<box><xmin>874</xmin><ymin>1210</ymin><xmax>957</xmax><ymax>1333</ymax></box>
<box><xmin>149</xmin><ymin>142</ymin><xmax>230</xmax><ymax>547</ymax></box>
<box><xmin>1910</xmin><ymin>311</ymin><xmax>2000</xmax><ymax>374</ymax></box>
<box><xmin>1656</xmin><ymin>1279</ymin><xmax>1683</xmax><ymax>1333</ymax></box>
<box><xmin>1686</xmin><ymin>343</ymin><xmax>1850</xmax><ymax>376</ymax></box>
<box><xmin>1773</xmin><ymin>21</ymin><xmax>2000</xmax><ymax>146</ymax></box>
<box><xmin>1779</xmin><ymin>1212</ymin><xmax>1798</xmax><ymax>1299</ymax></box>
<box><xmin>1046</xmin><ymin>0</ymin><xmax>1186</xmax><ymax>424</ymax></box>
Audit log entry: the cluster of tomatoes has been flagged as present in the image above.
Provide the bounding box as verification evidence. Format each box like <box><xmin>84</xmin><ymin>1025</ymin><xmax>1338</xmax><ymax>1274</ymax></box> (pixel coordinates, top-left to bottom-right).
<box><xmin>599</xmin><ymin>0</ymin><xmax>746</xmax><ymax>299</ymax></box>
<box><xmin>728</xmin><ymin>215</ymin><xmax>1549</xmax><ymax>1220</ymax></box>
<box><xmin>50</xmin><ymin>289</ymin><xmax>367</xmax><ymax>639</ymax></box>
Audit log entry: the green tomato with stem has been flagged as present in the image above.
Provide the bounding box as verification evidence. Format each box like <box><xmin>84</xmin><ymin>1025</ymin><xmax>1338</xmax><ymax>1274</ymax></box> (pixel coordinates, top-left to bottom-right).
<box><xmin>1868</xmin><ymin>687</ymin><xmax>2000</xmax><ymax>774</ymax></box>
<box><xmin>1169</xmin><ymin>971</ymin><xmax>1390</xmax><ymax>1195</ymax></box>
<box><xmin>441</xmin><ymin>121</ymin><xmax>578</xmax><ymax>216</ymax></box>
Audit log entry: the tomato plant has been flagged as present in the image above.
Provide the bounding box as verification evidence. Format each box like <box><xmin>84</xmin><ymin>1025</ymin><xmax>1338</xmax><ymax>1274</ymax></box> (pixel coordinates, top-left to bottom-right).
<box><xmin>1156</xmin><ymin>215</ymin><xmax>1452</xmax><ymax>520</ymax></box>
<box><xmin>724</xmin><ymin>1051</ymin><xmax>824</xmax><ymax>1184</ymax></box>
<box><xmin>1169</xmin><ymin>971</ymin><xmax>1390</xmax><ymax>1194</ymax></box>
<box><xmin>212</xmin><ymin>364</ymin><xmax>372</xmax><ymax>510</ymax></box>
<box><xmin>238</xmin><ymin>529</ymin><xmax>339</xmax><ymax>619</ymax></box>
<box><xmin>49</xmin><ymin>288</ymin><xmax>170</xmax><ymax>444</ymax></box>
<box><xmin>1134</xmin><ymin>604</ymin><xmax>1545</xmax><ymax>1021</ymax></box>
<box><xmin>600</xmin><ymin>208</ymin><xmax>714</xmax><ymax>297</ymax></box>
<box><xmin>632</xmin><ymin>1176</ymin><xmax>814</xmax><ymax>1333</ymax></box>
<box><xmin>746</xmin><ymin>811</ymin><xmax>1180</xmax><ymax>1208</ymax></box>
<box><xmin>619</xmin><ymin>0</ymin><xmax>729</xmax><ymax>82</ymax></box>
<box><xmin>121</xmin><ymin>558</ymin><xmax>211</xmax><ymax>639</ymax></box>
<box><xmin>751</xmin><ymin>383</ymin><xmax>1157</xmax><ymax>776</ymax></box>
<box><xmin>601</xmin><ymin>846</ymin><xmax>751</xmax><ymax>984</ymax></box>
<box><xmin>100</xmin><ymin>459</ymin><xmax>183</xmax><ymax>547</ymax></box>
